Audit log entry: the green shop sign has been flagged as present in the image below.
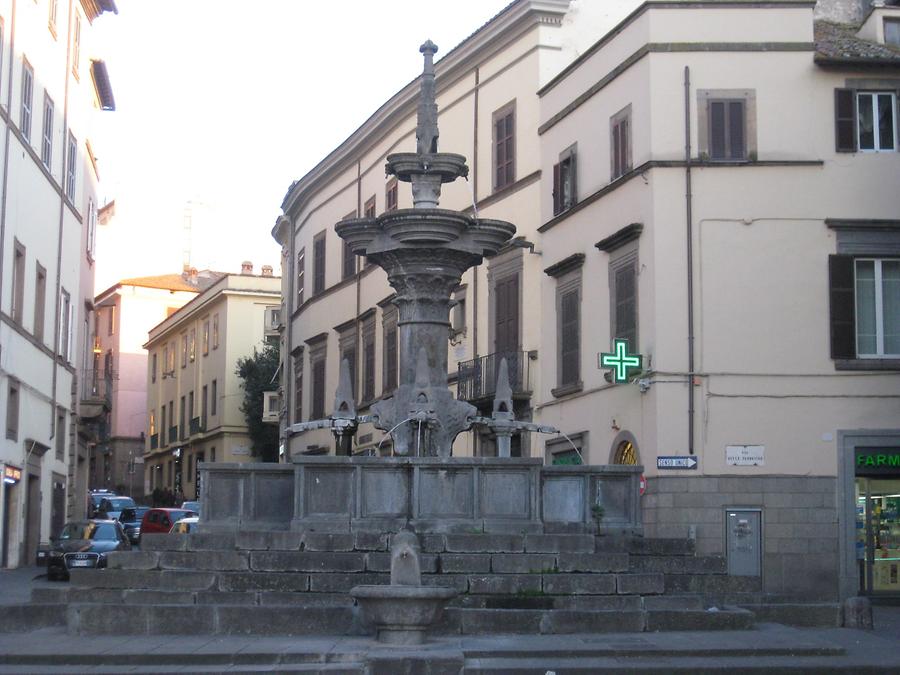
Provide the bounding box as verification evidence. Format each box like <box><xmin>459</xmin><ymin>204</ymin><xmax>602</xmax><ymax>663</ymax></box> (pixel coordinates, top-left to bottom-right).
<box><xmin>855</xmin><ymin>448</ymin><xmax>900</xmax><ymax>476</ymax></box>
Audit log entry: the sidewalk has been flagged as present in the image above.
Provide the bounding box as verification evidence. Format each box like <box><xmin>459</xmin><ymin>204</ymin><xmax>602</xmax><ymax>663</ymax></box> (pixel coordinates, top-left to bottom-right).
<box><xmin>2</xmin><ymin>565</ymin><xmax>900</xmax><ymax>673</ymax></box>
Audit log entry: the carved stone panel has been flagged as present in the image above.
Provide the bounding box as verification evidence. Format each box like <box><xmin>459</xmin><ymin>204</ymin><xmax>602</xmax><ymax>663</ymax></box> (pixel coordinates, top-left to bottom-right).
<box><xmin>480</xmin><ymin>469</ymin><xmax>531</xmax><ymax>519</ymax></box>
<box><xmin>303</xmin><ymin>468</ymin><xmax>353</xmax><ymax>517</ymax></box>
<box><xmin>253</xmin><ymin>472</ymin><xmax>294</xmax><ymax>524</ymax></box>
<box><xmin>542</xmin><ymin>476</ymin><xmax>584</xmax><ymax>522</ymax></box>
<box><xmin>417</xmin><ymin>467</ymin><xmax>474</xmax><ymax>519</ymax></box>
<box><xmin>360</xmin><ymin>468</ymin><xmax>410</xmax><ymax>518</ymax></box>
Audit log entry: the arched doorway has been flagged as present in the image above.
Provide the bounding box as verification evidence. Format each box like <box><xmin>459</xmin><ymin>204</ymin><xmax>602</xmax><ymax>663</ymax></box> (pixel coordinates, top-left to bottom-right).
<box><xmin>610</xmin><ymin>431</ymin><xmax>640</xmax><ymax>465</ymax></box>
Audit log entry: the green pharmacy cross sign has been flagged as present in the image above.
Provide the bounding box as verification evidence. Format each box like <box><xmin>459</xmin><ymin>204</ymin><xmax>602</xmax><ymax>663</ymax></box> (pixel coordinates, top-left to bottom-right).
<box><xmin>600</xmin><ymin>339</ymin><xmax>642</xmax><ymax>383</ymax></box>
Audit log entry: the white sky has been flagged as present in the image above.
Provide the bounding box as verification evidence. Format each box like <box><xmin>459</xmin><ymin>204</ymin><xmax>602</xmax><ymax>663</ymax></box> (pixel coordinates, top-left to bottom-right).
<box><xmin>92</xmin><ymin>0</ymin><xmax>513</xmax><ymax>280</ymax></box>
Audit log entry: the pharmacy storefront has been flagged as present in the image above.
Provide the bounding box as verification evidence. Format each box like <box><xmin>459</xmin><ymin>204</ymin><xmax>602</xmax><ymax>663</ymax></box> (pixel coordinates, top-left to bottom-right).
<box><xmin>855</xmin><ymin>447</ymin><xmax>900</xmax><ymax>595</ymax></box>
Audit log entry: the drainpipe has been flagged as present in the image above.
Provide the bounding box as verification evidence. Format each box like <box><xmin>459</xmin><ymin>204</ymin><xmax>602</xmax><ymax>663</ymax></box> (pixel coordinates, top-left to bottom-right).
<box><xmin>684</xmin><ymin>65</ymin><xmax>695</xmax><ymax>456</ymax></box>
<box><xmin>472</xmin><ymin>67</ymin><xmax>480</xmax><ymax>360</ymax></box>
<box><xmin>279</xmin><ymin>215</ymin><xmax>293</xmax><ymax>463</ymax></box>
<box><xmin>0</xmin><ymin>0</ymin><xmax>17</xmax><ymax>304</ymax></box>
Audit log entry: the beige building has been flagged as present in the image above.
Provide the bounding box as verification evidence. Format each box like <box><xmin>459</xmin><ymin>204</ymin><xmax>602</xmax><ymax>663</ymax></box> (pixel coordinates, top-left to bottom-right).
<box><xmin>0</xmin><ymin>0</ymin><xmax>117</xmax><ymax>568</ymax></box>
<box><xmin>143</xmin><ymin>266</ymin><xmax>280</xmax><ymax>501</ymax></box>
<box><xmin>91</xmin><ymin>270</ymin><xmax>219</xmax><ymax>498</ymax></box>
<box><xmin>275</xmin><ymin>0</ymin><xmax>900</xmax><ymax>602</ymax></box>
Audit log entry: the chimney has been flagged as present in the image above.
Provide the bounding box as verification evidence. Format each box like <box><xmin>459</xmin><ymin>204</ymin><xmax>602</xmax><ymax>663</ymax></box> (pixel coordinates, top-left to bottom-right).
<box><xmin>261</xmin><ymin>265</ymin><xmax>273</xmax><ymax>277</ymax></box>
<box><xmin>189</xmin><ymin>267</ymin><xmax>199</xmax><ymax>284</ymax></box>
<box><xmin>241</xmin><ymin>261</ymin><xmax>253</xmax><ymax>275</ymax></box>
<box><xmin>814</xmin><ymin>0</ymin><xmax>870</xmax><ymax>24</ymax></box>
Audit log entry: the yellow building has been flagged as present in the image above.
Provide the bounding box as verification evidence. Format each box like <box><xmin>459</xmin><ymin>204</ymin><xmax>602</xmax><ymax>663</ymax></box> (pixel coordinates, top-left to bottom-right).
<box><xmin>143</xmin><ymin>265</ymin><xmax>280</xmax><ymax>501</ymax></box>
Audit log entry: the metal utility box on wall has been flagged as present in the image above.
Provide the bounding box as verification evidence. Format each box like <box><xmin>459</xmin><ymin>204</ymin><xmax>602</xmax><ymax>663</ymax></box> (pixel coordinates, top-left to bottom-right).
<box><xmin>727</xmin><ymin>508</ymin><xmax>762</xmax><ymax>576</ymax></box>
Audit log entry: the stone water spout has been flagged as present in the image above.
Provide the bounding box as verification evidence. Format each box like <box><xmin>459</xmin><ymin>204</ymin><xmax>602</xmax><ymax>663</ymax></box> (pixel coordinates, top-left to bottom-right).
<box><xmin>350</xmin><ymin>531</ymin><xmax>457</xmax><ymax>644</ymax></box>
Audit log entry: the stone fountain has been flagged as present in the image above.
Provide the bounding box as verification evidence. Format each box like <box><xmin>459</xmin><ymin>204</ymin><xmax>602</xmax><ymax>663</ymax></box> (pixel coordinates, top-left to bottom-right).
<box><xmin>334</xmin><ymin>40</ymin><xmax>516</xmax><ymax>457</ymax></box>
<box><xmin>351</xmin><ymin>530</ymin><xmax>457</xmax><ymax>644</ymax></box>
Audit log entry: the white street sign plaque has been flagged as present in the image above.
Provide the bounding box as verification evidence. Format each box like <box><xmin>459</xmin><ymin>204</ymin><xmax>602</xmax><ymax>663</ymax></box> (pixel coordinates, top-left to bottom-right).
<box><xmin>726</xmin><ymin>445</ymin><xmax>765</xmax><ymax>466</ymax></box>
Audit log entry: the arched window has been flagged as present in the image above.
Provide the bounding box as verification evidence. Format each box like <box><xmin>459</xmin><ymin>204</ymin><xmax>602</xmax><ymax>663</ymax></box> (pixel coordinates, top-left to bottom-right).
<box><xmin>610</xmin><ymin>431</ymin><xmax>640</xmax><ymax>465</ymax></box>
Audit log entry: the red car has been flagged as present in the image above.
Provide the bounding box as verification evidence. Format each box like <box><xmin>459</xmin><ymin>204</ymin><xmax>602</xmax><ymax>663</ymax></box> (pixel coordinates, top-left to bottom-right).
<box><xmin>139</xmin><ymin>508</ymin><xmax>197</xmax><ymax>540</ymax></box>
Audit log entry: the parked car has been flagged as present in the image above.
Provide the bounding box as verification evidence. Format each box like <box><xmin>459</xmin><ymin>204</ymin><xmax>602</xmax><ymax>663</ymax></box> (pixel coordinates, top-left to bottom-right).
<box><xmin>96</xmin><ymin>496</ymin><xmax>137</xmax><ymax>520</ymax></box>
<box><xmin>140</xmin><ymin>508</ymin><xmax>197</xmax><ymax>537</ymax></box>
<box><xmin>170</xmin><ymin>516</ymin><xmax>200</xmax><ymax>534</ymax></box>
<box><xmin>181</xmin><ymin>500</ymin><xmax>201</xmax><ymax>515</ymax></box>
<box><xmin>118</xmin><ymin>506</ymin><xmax>150</xmax><ymax>545</ymax></box>
<box><xmin>46</xmin><ymin>519</ymin><xmax>131</xmax><ymax>581</ymax></box>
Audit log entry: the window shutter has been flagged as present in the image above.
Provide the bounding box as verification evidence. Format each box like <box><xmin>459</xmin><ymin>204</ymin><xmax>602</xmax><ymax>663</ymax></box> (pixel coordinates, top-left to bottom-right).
<box><xmin>552</xmin><ymin>162</ymin><xmax>561</xmax><ymax>215</ymax></box>
<box><xmin>710</xmin><ymin>101</ymin><xmax>726</xmax><ymax>159</ymax></box>
<box><xmin>560</xmin><ymin>290</ymin><xmax>580</xmax><ymax>385</ymax></box>
<box><xmin>835</xmin><ymin>89</ymin><xmax>857</xmax><ymax>153</ymax></box>
<box><xmin>312</xmin><ymin>359</ymin><xmax>326</xmax><ymax>419</ymax></box>
<box><xmin>615</xmin><ymin>264</ymin><xmax>637</xmax><ymax>348</ymax></box>
<box><xmin>364</xmin><ymin>339</ymin><xmax>375</xmax><ymax>401</ymax></box>
<box><xmin>314</xmin><ymin>237</ymin><xmax>326</xmax><ymax>294</ymax></box>
<box><xmin>828</xmin><ymin>254</ymin><xmax>856</xmax><ymax>359</ymax></box>
<box><xmin>569</xmin><ymin>152</ymin><xmax>577</xmax><ymax>208</ymax></box>
<box><xmin>621</xmin><ymin>117</ymin><xmax>630</xmax><ymax>172</ymax></box>
<box><xmin>612</xmin><ymin>121</ymin><xmax>622</xmax><ymax>178</ymax></box>
<box><xmin>728</xmin><ymin>100</ymin><xmax>745</xmax><ymax>159</ymax></box>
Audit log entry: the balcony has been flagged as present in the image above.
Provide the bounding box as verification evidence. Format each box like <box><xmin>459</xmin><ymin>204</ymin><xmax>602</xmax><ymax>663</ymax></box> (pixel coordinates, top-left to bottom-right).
<box><xmin>457</xmin><ymin>351</ymin><xmax>532</xmax><ymax>405</ymax></box>
<box><xmin>150</xmin><ymin>433</ymin><xmax>159</xmax><ymax>450</ymax></box>
<box><xmin>189</xmin><ymin>417</ymin><xmax>204</xmax><ymax>435</ymax></box>
<box><xmin>168</xmin><ymin>426</ymin><xmax>178</xmax><ymax>444</ymax></box>
<box><xmin>80</xmin><ymin>369</ymin><xmax>115</xmax><ymax>418</ymax></box>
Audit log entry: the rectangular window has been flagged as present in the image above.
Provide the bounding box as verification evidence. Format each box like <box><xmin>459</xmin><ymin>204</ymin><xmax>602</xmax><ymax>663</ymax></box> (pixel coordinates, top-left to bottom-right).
<box><xmin>160</xmin><ymin>406</ymin><xmax>166</xmax><ymax>441</ymax></box>
<box><xmin>201</xmin><ymin>385</ymin><xmax>208</xmax><ymax>429</ymax></box>
<box><xmin>212</xmin><ymin>313</ymin><xmax>219</xmax><ymax>349</ymax></box>
<box><xmin>20</xmin><ymin>59</ymin><xmax>33</xmax><ymax>141</ymax></box>
<box><xmin>342</xmin><ymin>211</ymin><xmax>356</xmax><ymax>280</ymax></box>
<box><xmin>108</xmin><ymin>305</ymin><xmax>116</xmax><ymax>335</ymax></box>
<box><xmin>48</xmin><ymin>0</ymin><xmax>59</xmax><ymax>35</ymax></box>
<box><xmin>610</xmin><ymin>105</ymin><xmax>632</xmax><ymax>179</ymax></box>
<box><xmin>34</xmin><ymin>263</ymin><xmax>46</xmax><ymax>343</ymax></box>
<box><xmin>293</xmin><ymin>350</ymin><xmax>304</xmax><ymax>423</ymax></box>
<box><xmin>6</xmin><ymin>379</ymin><xmax>20</xmax><ymax>441</ymax></box>
<box><xmin>72</xmin><ymin>13</ymin><xmax>81</xmax><ymax>76</ymax></box>
<box><xmin>86</xmin><ymin>198</ymin><xmax>97</xmax><ymax>261</ymax></box>
<box><xmin>552</xmin><ymin>145</ymin><xmax>577</xmax><ymax>216</ymax></box>
<box><xmin>181</xmin><ymin>333</ymin><xmax>188</xmax><ymax>368</ymax></box>
<box><xmin>12</xmin><ymin>239</ymin><xmax>24</xmax><ymax>324</ymax></box>
<box><xmin>383</xmin><ymin>307</ymin><xmax>398</xmax><ymax>394</ymax></box>
<box><xmin>41</xmin><ymin>94</ymin><xmax>53</xmax><ymax>168</ymax></box>
<box><xmin>708</xmin><ymin>99</ymin><xmax>746</xmax><ymax>160</ymax></box>
<box><xmin>65</xmin><ymin>132</ymin><xmax>76</xmax><ymax>199</ymax></box>
<box><xmin>313</xmin><ymin>232</ymin><xmax>326</xmax><ymax>295</ymax></box>
<box><xmin>612</xmin><ymin>259</ymin><xmax>638</xmax><ymax>349</ymax></box>
<box><xmin>362</xmin><ymin>316</ymin><xmax>376</xmax><ymax>403</ymax></box>
<box><xmin>855</xmin><ymin>258</ymin><xmax>900</xmax><ymax>357</ymax></box>
<box><xmin>202</xmin><ymin>319</ymin><xmax>209</xmax><ymax>355</ymax></box>
<box><xmin>385</xmin><ymin>178</ymin><xmax>398</xmax><ymax>212</ymax></box>
<box><xmin>151</xmin><ymin>353</ymin><xmax>157</xmax><ymax>383</ymax></box>
<box><xmin>493</xmin><ymin>102</ymin><xmax>516</xmax><ymax>191</ymax></box>
<box><xmin>189</xmin><ymin>390</ymin><xmax>195</xmax><ymax>421</ymax></box>
<box><xmin>179</xmin><ymin>396</ymin><xmax>186</xmax><ymax>440</ymax></box>
<box><xmin>857</xmin><ymin>92</ymin><xmax>897</xmax><ymax>152</ymax></box>
<box><xmin>309</xmin><ymin>340</ymin><xmax>327</xmax><ymax>420</ymax></box>
<box><xmin>451</xmin><ymin>287</ymin><xmax>466</xmax><ymax>335</ymax></box>
<box><xmin>211</xmin><ymin>379</ymin><xmax>217</xmax><ymax>416</ymax></box>
<box><xmin>189</xmin><ymin>328</ymin><xmax>196</xmax><ymax>361</ymax></box>
<box><xmin>559</xmin><ymin>288</ymin><xmax>581</xmax><ymax>387</ymax></box>
<box><xmin>55</xmin><ymin>407</ymin><xmax>66</xmax><ymax>461</ymax></box>
<box><xmin>59</xmin><ymin>288</ymin><xmax>72</xmax><ymax>361</ymax></box>
<box><xmin>296</xmin><ymin>247</ymin><xmax>306</xmax><ymax>305</ymax></box>
<box><xmin>886</xmin><ymin>18</ymin><xmax>900</xmax><ymax>47</ymax></box>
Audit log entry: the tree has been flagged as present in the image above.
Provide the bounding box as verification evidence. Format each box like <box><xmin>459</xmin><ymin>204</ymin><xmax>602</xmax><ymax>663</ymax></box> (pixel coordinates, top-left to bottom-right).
<box><xmin>235</xmin><ymin>343</ymin><xmax>280</xmax><ymax>462</ymax></box>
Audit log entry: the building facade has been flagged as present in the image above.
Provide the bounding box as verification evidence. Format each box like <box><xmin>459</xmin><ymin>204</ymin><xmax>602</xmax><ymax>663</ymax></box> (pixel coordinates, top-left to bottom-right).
<box><xmin>143</xmin><ymin>267</ymin><xmax>280</xmax><ymax>502</ymax></box>
<box><xmin>275</xmin><ymin>0</ymin><xmax>900</xmax><ymax>602</ymax></box>
<box><xmin>91</xmin><ymin>270</ymin><xmax>218</xmax><ymax>498</ymax></box>
<box><xmin>0</xmin><ymin>0</ymin><xmax>116</xmax><ymax>568</ymax></box>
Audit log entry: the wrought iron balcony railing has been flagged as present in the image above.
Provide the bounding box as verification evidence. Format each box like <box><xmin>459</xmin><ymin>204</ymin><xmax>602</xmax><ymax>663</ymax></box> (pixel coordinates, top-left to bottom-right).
<box><xmin>189</xmin><ymin>417</ymin><xmax>204</xmax><ymax>435</ymax></box>
<box><xmin>456</xmin><ymin>350</ymin><xmax>531</xmax><ymax>403</ymax></box>
<box><xmin>168</xmin><ymin>426</ymin><xmax>178</xmax><ymax>443</ymax></box>
<box><xmin>81</xmin><ymin>369</ymin><xmax>115</xmax><ymax>407</ymax></box>
<box><xmin>150</xmin><ymin>433</ymin><xmax>159</xmax><ymax>450</ymax></box>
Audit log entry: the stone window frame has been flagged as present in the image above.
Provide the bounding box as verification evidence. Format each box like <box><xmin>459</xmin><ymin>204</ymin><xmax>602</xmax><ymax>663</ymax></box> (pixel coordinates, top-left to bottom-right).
<box><xmin>307</xmin><ymin>334</ymin><xmax>328</xmax><ymax>420</ymax></box>
<box><xmin>492</xmin><ymin>100</ymin><xmax>516</xmax><ymax>193</ymax></box>
<box><xmin>313</xmin><ymin>231</ymin><xmax>327</xmax><ymax>296</ymax></box>
<box><xmin>607</xmin><ymin>240</ymin><xmax>640</xmax><ymax>352</ymax></box>
<box><xmin>11</xmin><ymin>238</ymin><xmax>25</xmax><ymax>324</ymax></box>
<box><xmin>697</xmin><ymin>89</ymin><xmax>757</xmax><ymax>162</ymax></box>
<box><xmin>336</xmin><ymin>320</ymin><xmax>358</xmax><ymax>403</ymax></box>
<box><xmin>545</xmin><ymin>253</ymin><xmax>585</xmax><ymax>397</ymax></box>
<box><xmin>610</xmin><ymin>103</ymin><xmax>632</xmax><ymax>180</ymax></box>
<box><xmin>486</xmin><ymin>247</ymin><xmax>524</xmax><ymax>355</ymax></box>
<box><xmin>545</xmin><ymin>431</ymin><xmax>588</xmax><ymax>465</ymax></box>
<box><xmin>385</xmin><ymin>177</ymin><xmax>398</xmax><ymax>212</ymax></box>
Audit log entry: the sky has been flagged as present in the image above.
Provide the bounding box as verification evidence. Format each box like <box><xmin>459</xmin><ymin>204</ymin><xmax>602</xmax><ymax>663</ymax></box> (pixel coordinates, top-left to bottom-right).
<box><xmin>91</xmin><ymin>0</ymin><xmax>513</xmax><ymax>282</ymax></box>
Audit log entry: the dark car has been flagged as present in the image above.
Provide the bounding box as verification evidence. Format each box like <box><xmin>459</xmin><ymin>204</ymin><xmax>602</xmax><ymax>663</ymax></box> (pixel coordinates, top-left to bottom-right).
<box><xmin>140</xmin><ymin>508</ymin><xmax>197</xmax><ymax>537</ymax></box>
<box><xmin>88</xmin><ymin>489</ymin><xmax>117</xmax><ymax>516</ymax></box>
<box><xmin>95</xmin><ymin>496</ymin><xmax>137</xmax><ymax>520</ymax></box>
<box><xmin>118</xmin><ymin>506</ymin><xmax>150</xmax><ymax>545</ymax></box>
<box><xmin>46</xmin><ymin>519</ymin><xmax>131</xmax><ymax>581</ymax></box>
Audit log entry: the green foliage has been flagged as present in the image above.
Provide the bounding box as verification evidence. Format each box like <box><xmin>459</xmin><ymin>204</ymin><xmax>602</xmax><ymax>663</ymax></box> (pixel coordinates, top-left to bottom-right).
<box><xmin>591</xmin><ymin>504</ymin><xmax>605</xmax><ymax>523</ymax></box>
<box><xmin>235</xmin><ymin>343</ymin><xmax>280</xmax><ymax>462</ymax></box>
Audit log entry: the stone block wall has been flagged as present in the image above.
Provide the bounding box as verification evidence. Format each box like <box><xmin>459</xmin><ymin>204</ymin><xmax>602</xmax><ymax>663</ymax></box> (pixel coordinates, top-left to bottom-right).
<box><xmin>643</xmin><ymin>475</ymin><xmax>839</xmax><ymax>600</ymax></box>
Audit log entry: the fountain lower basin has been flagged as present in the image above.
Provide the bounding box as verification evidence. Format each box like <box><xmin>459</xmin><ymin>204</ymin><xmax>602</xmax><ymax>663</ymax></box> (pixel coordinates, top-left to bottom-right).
<box><xmin>351</xmin><ymin>584</ymin><xmax>458</xmax><ymax>644</ymax></box>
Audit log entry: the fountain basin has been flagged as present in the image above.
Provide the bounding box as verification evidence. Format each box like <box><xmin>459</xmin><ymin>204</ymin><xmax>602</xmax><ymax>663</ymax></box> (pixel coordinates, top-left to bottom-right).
<box><xmin>351</xmin><ymin>584</ymin><xmax>458</xmax><ymax>644</ymax></box>
<box><xmin>386</xmin><ymin>152</ymin><xmax>469</xmax><ymax>183</ymax></box>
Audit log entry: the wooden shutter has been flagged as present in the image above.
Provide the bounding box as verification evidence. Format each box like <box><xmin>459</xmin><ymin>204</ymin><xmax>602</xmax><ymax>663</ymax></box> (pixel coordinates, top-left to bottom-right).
<box><xmin>612</xmin><ymin>121</ymin><xmax>622</xmax><ymax>178</ymax></box>
<box><xmin>620</xmin><ymin>116</ymin><xmax>629</xmax><ymax>172</ymax></box>
<box><xmin>615</xmin><ymin>264</ymin><xmax>637</xmax><ymax>348</ymax></box>
<box><xmin>728</xmin><ymin>101</ymin><xmax>745</xmax><ymax>159</ymax></box>
<box><xmin>312</xmin><ymin>358</ymin><xmax>326</xmax><ymax>419</ymax></box>
<box><xmin>710</xmin><ymin>101</ymin><xmax>726</xmax><ymax>159</ymax></box>
<box><xmin>560</xmin><ymin>290</ymin><xmax>580</xmax><ymax>385</ymax></box>
<box><xmin>568</xmin><ymin>152</ymin><xmax>577</xmax><ymax>208</ymax></box>
<box><xmin>343</xmin><ymin>241</ymin><xmax>355</xmax><ymax>279</ymax></box>
<box><xmin>829</xmin><ymin>254</ymin><xmax>856</xmax><ymax>359</ymax></box>
<box><xmin>364</xmin><ymin>338</ymin><xmax>375</xmax><ymax>402</ymax></box>
<box><xmin>313</xmin><ymin>237</ymin><xmax>326</xmax><ymax>294</ymax></box>
<box><xmin>835</xmin><ymin>89</ymin><xmax>857</xmax><ymax>153</ymax></box>
<box><xmin>552</xmin><ymin>162</ymin><xmax>562</xmax><ymax>215</ymax></box>
<box><xmin>494</xmin><ymin>275</ymin><xmax>519</xmax><ymax>354</ymax></box>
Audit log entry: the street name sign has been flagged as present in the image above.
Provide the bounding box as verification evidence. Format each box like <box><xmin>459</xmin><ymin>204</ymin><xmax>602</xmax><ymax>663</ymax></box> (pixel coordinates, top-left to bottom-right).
<box><xmin>657</xmin><ymin>456</ymin><xmax>698</xmax><ymax>470</ymax></box>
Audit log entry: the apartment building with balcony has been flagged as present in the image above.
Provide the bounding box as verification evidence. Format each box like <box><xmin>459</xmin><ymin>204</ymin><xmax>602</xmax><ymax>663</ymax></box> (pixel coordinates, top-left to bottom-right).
<box><xmin>0</xmin><ymin>0</ymin><xmax>117</xmax><ymax>568</ymax></box>
<box><xmin>143</xmin><ymin>265</ymin><xmax>280</xmax><ymax>500</ymax></box>
<box><xmin>273</xmin><ymin>0</ymin><xmax>641</xmax><ymax>460</ymax></box>
<box><xmin>90</xmin><ymin>270</ymin><xmax>219</xmax><ymax>497</ymax></box>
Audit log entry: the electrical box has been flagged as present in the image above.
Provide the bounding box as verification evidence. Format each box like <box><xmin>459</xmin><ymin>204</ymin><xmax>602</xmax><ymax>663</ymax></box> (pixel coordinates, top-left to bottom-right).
<box><xmin>726</xmin><ymin>509</ymin><xmax>761</xmax><ymax>576</ymax></box>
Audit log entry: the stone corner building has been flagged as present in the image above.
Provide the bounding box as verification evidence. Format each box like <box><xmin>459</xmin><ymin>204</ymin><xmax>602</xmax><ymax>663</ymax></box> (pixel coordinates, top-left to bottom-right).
<box><xmin>274</xmin><ymin>0</ymin><xmax>900</xmax><ymax>602</ymax></box>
